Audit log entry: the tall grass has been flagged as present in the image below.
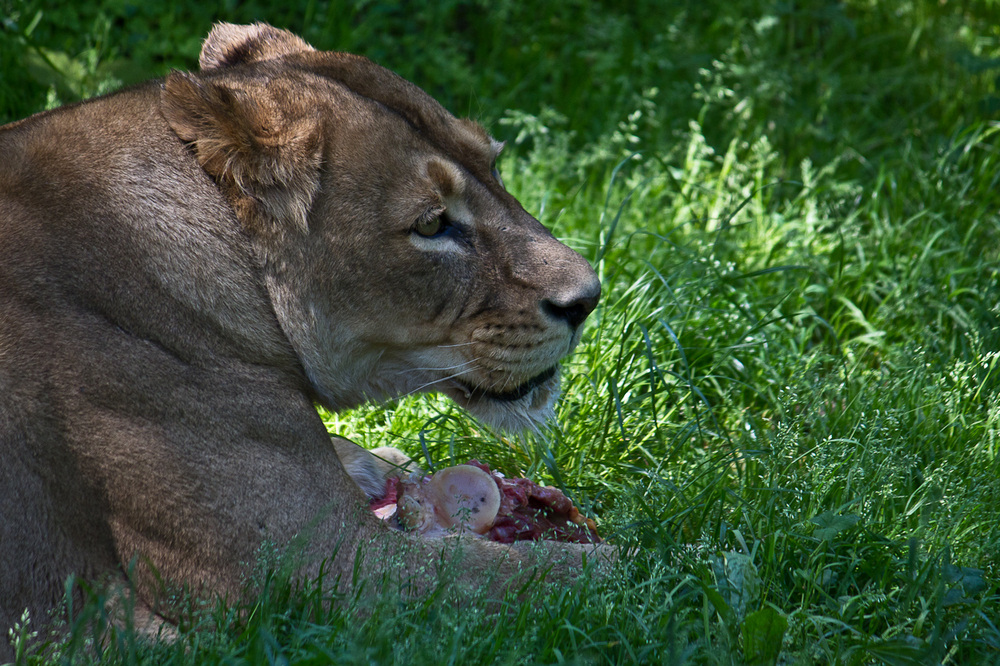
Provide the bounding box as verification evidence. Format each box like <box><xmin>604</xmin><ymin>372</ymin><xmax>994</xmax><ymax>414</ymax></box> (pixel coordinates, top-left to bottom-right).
<box><xmin>4</xmin><ymin>0</ymin><xmax>999</xmax><ymax>663</ymax></box>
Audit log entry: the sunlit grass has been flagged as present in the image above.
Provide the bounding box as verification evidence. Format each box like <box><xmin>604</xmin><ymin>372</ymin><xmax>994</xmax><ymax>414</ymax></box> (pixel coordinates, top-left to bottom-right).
<box><xmin>6</xmin><ymin>0</ymin><xmax>1000</xmax><ymax>663</ymax></box>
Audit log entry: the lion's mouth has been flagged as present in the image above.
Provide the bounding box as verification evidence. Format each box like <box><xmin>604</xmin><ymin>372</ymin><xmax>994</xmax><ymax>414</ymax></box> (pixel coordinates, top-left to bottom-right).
<box><xmin>459</xmin><ymin>366</ymin><xmax>558</xmax><ymax>403</ymax></box>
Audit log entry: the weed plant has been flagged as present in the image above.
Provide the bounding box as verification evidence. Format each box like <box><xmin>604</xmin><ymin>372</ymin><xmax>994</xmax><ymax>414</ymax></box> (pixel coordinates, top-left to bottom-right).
<box><xmin>3</xmin><ymin>0</ymin><xmax>999</xmax><ymax>663</ymax></box>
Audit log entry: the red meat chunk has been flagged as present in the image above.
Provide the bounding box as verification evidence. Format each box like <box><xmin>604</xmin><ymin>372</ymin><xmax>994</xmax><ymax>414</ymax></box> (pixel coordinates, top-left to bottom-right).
<box><xmin>434</xmin><ymin>460</ymin><xmax>600</xmax><ymax>543</ymax></box>
<box><xmin>370</xmin><ymin>460</ymin><xmax>601</xmax><ymax>544</ymax></box>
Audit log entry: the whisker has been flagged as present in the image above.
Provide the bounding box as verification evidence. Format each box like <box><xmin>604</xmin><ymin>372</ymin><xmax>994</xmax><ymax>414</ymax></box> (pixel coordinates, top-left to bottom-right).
<box><xmin>402</xmin><ymin>358</ymin><xmax>479</xmax><ymax>374</ymax></box>
<box><xmin>403</xmin><ymin>363</ymin><xmax>481</xmax><ymax>398</ymax></box>
<box><xmin>485</xmin><ymin>375</ymin><xmax>516</xmax><ymax>393</ymax></box>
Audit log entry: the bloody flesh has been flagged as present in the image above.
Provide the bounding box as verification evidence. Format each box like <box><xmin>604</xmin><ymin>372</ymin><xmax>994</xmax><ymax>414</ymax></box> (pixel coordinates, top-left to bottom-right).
<box><xmin>371</xmin><ymin>460</ymin><xmax>601</xmax><ymax>544</ymax></box>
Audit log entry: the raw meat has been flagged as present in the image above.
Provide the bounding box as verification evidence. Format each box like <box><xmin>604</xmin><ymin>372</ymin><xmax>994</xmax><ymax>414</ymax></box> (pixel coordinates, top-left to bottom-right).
<box><xmin>371</xmin><ymin>460</ymin><xmax>600</xmax><ymax>544</ymax></box>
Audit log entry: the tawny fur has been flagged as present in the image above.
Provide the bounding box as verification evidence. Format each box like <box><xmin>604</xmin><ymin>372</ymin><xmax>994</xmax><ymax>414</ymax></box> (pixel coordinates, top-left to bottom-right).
<box><xmin>0</xmin><ymin>23</ymin><xmax>604</xmax><ymax>658</ymax></box>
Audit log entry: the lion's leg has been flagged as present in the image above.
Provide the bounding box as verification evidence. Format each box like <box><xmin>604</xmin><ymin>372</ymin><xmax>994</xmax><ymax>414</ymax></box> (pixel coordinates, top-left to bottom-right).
<box><xmin>0</xmin><ymin>438</ymin><xmax>117</xmax><ymax>662</ymax></box>
<box><xmin>103</xmin><ymin>580</ymin><xmax>180</xmax><ymax>646</ymax></box>
<box><xmin>333</xmin><ymin>522</ymin><xmax>614</xmax><ymax>608</ymax></box>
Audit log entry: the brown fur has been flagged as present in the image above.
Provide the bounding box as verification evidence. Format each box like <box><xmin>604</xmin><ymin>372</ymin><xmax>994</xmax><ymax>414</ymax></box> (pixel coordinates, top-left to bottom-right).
<box><xmin>0</xmin><ymin>23</ymin><xmax>604</xmax><ymax>656</ymax></box>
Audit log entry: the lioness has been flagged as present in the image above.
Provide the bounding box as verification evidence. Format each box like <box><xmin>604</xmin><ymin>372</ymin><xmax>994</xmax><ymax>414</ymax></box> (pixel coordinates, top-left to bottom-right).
<box><xmin>0</xmin><ymin>23</ymin><xmax>602</xmax><ymax>655</ymax></box>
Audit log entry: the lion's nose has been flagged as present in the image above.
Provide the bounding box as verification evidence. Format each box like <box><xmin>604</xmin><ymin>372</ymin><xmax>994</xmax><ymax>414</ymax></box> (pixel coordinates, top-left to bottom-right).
<box><xmin>541</xmin><ymin>273</ymin><xmax>601</xmax><ymax>330</ymax></box>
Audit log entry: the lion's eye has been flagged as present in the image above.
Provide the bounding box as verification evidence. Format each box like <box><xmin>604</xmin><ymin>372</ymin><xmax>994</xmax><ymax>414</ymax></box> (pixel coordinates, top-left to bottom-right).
<box><xmin>414</xmin><ymin>213</ymin><xmax>446</xmax><ymax>238</ymax></box>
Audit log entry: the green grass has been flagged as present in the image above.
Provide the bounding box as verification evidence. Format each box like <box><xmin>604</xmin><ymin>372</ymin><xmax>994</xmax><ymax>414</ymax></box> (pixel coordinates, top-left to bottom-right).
<box><xmin>4</xmin><ymin>0</ymin><xmax>1000</xmax><ymax>663</ymax></box>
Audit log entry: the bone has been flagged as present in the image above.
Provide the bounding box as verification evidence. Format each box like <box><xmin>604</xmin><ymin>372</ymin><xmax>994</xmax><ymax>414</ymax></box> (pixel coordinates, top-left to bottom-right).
<box><xmin>426</xmin><ymin>464</ymin><xmax>502</xmax><ymax>534</ymax></box>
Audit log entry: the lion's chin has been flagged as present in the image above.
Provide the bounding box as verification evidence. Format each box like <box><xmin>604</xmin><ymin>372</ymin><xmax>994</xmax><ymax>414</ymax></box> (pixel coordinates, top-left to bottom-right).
<box><xmin>450</xmin><ymin>366</ymin><xmax>560</xmax><ymax>432</ymax></box>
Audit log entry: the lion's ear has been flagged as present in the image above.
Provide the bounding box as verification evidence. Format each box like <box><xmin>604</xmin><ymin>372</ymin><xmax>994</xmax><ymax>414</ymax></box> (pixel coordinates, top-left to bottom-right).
<box><xmin>160</xmin><ymin>71</ymin><xmax>322</xmax><ymax>235</ymax></box>
<box><xmin>199</xmin><ymin>22</ymin><xmax>314</xmax><ymax>71</ymax></box>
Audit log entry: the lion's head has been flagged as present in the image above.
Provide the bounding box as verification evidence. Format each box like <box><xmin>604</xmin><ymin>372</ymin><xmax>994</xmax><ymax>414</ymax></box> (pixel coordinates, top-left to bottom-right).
<box><xmin>160</xmin><ymin>23</ymin><xmax>600</xmax><ymax>431</ymax></box>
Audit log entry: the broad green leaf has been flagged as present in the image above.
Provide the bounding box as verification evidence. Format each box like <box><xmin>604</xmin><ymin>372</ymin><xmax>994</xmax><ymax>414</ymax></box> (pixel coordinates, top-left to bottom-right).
<box><xmin>742</xmin><ymin>607</ymin><xmax>787</xmax><ymax>666</ymax></box>
<box><xmin>811</xmin><ymin>511</ymin><xmax>861</xmax><ymax>541</ymax></box>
